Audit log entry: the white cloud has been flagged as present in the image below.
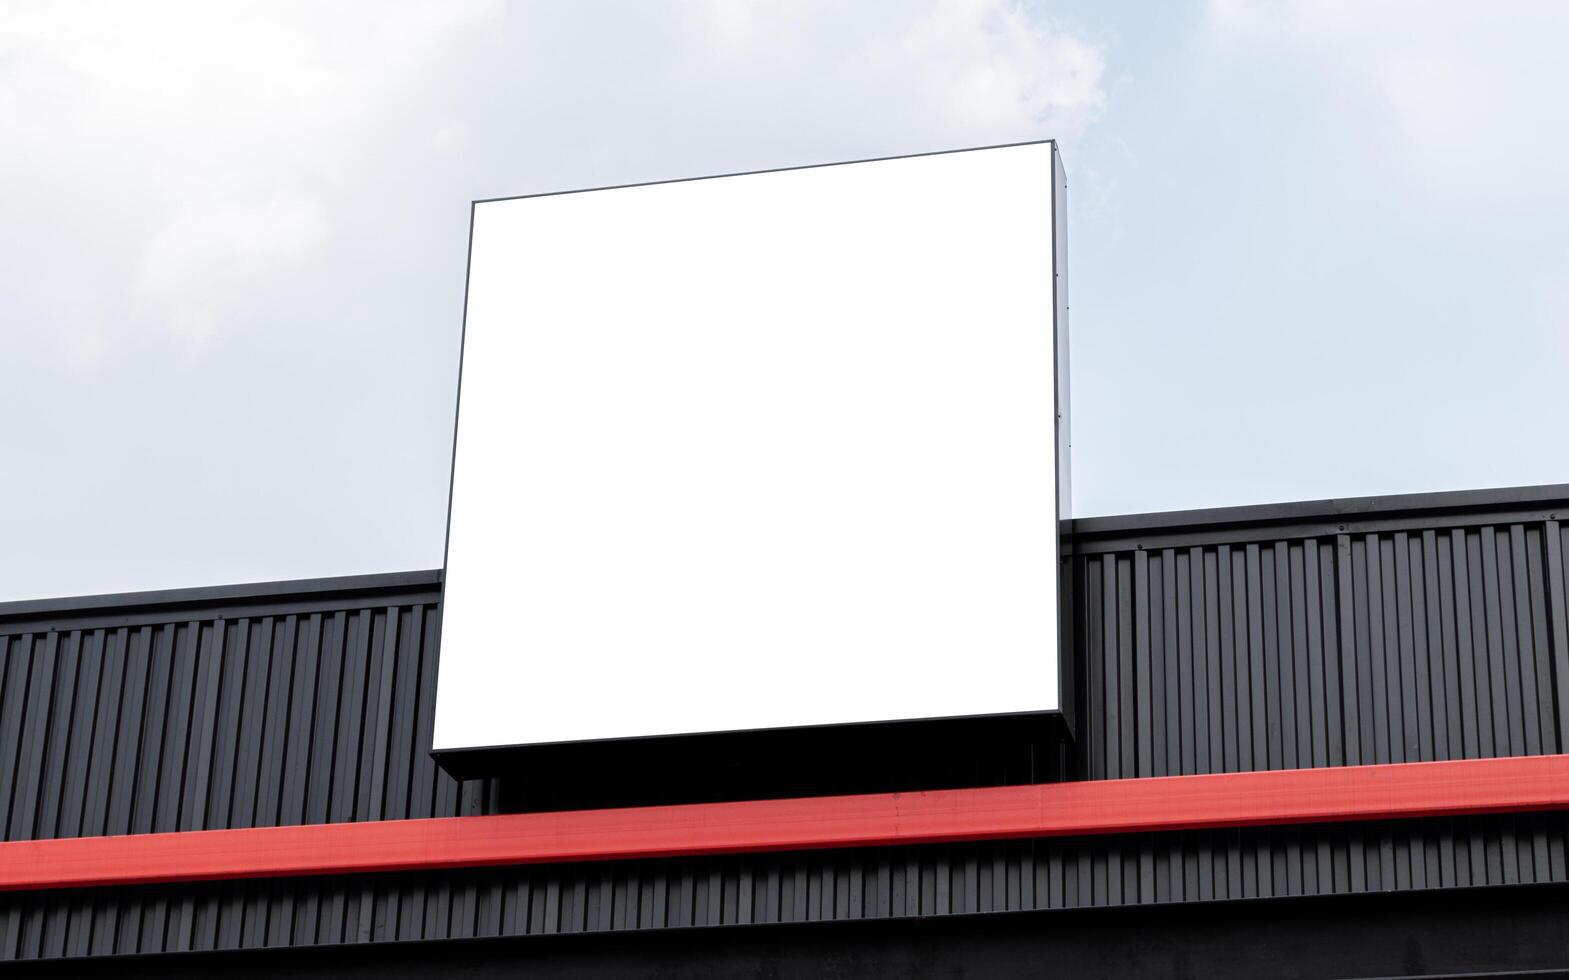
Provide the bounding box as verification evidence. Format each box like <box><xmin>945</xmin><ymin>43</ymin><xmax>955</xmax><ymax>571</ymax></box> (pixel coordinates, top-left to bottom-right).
<box><xmin>0</xmin><ymin>1</ymin><xmax>1107</xmax><ymax>599</ymax></box>
<box><xmin>902</xmin><ymin>0</ymin><xmax>1104</xmax><ymax>136</ymax></box>
<box><xmin>133</xmin><ymin>192</ymin><xmax>329</xmax><ymax>341</ymax></box>
<box><xmin>678</xmin><ymin>0</ymin><xmax>1104</xmax><ymax>141</ymax></box>
<box><xmin>1</xmin><ymin>0</ymin><xmax>1100</xmax><ymax>359</ymax></box>
<box><xmin>0</xmin><ymin>0</ymin><xmax>501</xmax><ymax>355</ymax></box>
<box><xmin>1206</xmin><ymin>0</ymin><xmax>1569</xmax><ymax>204</ymax></box>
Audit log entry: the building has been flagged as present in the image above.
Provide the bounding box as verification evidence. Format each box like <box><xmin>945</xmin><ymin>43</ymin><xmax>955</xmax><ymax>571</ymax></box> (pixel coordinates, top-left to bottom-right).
<box><xmin>2</xmin><ymin>483</ymin><xmax>1568</xmax><ymax>977</ymax></box>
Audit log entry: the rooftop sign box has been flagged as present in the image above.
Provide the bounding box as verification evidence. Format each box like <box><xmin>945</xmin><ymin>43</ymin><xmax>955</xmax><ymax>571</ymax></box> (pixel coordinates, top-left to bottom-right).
<box><xmin>434</xmin><ymin>141</ymin><xmax>1071</xmax><ymax>759</ymax></box>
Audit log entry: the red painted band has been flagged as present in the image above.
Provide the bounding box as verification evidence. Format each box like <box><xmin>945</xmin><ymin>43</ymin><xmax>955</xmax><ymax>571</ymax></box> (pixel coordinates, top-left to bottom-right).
<box><xmin>3</xmin><ymin>754</ymin><xmax>1566</xmax><ymax>892</ymax></box>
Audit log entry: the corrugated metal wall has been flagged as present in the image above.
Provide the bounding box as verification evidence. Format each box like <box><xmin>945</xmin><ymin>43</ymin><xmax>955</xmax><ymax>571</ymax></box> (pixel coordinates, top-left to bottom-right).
<box><xmin>3</xmin><ymin>491</ymin><xmax>1569</xmax><ymax>960</ymax></box>
<box><xmin>1</xmin><ymin>593</ymin><xmax>484</xmax><ymax>845</ymax></box>
<box><xmin>1080</xmin><ymin>523</ymin><xmax>1569</xmax><ymax>779</ymax></box>
<box><xmin>5</xmin><ymin>814</ymin><xmax>1569</xmax><ymax>960</ymax></box>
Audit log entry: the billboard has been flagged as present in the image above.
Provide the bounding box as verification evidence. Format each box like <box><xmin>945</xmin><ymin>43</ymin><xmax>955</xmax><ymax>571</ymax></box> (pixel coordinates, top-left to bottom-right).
<box><xmin>434</xmin><ymin>141</ymin><xmax>1070</xmax><ymax>755</ymax></box>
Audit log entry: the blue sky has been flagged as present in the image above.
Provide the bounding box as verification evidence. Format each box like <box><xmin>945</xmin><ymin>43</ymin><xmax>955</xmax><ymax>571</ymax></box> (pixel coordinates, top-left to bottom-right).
<box><xmin>2</xmin><ymin>1</ymin><xmax>1567</xmax><ymax>600</ymax></box>
<box><xmin>1066</xmin><ymin>0</ymin><xmax>1569</xmax><ymax>514</ymax></box>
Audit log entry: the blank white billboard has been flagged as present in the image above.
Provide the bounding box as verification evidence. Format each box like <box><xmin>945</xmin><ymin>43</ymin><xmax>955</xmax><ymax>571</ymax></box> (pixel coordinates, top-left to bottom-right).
<box><xmin>435</xmin><ymin>141</ymin><xmax>1069</xmax><ymax>754</ymax></box>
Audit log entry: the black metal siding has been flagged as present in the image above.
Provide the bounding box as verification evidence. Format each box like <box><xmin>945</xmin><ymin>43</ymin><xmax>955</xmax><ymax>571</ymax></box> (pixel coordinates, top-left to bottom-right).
<box><xmin>1</xmin><ymin>593</ymin><xmax>484</xmax><ymax>845</ymax></box>
<box><xmin>1079</xmin><ymin>523</ymin><xmax>1569</xmax><ymax>780</ymax></box>
<box><xmin>5</xmin><ymin>815</ymin><xmax>1569</xmax><ymax>960</ymax></box>
<box><xmin>11</xmin><ymin>884</ymin><xmax>1569</xmax><ymax>980</ymax></box>
<box><xmin>4</xmin><ymin>487</ymin><xmax>1569</xmax><ymax>961</ymax></box>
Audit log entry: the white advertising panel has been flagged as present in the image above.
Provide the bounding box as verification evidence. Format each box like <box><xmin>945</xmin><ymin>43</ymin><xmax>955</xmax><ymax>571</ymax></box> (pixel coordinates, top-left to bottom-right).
<box><xmin>435</xmin><ymin>142</ymin><xmax>1068</xmax><ymax>753</ymax></box>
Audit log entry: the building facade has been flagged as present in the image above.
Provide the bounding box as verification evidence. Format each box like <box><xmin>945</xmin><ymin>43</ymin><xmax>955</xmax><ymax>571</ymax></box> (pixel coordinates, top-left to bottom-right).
<box><xmin>2</xmin><ymin>484</ymin><xmax>1568</xmax><ymax>977</ymax></box>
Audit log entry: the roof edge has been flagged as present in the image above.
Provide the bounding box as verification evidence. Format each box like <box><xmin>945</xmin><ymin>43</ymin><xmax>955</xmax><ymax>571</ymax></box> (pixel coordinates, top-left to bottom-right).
<box><xmin>5</xmin><ymin>483</ymin><xmax>1568</xmax><ymax>620</ymax></box>
<box><xmin>1073</xmin><ymin>482</ymin><xmax>1569</xmax><ymax>539</ymax></box>
<box><xmin>0</xmin><ymin>569</ymin><xmax>443</xmax><ymax>623</ymax></box>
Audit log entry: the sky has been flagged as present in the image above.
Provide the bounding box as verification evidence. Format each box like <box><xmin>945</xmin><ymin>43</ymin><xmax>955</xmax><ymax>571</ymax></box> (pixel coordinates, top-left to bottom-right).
<box><xmin>2</xmin><ymin>0</ymin><xmax>1567</xmax><ymax>601</ymax></box>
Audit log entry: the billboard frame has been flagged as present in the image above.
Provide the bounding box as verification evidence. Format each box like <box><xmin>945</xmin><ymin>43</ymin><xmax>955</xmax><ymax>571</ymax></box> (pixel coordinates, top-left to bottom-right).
<box><xmin>433</xmin><ymin>139</ymin><xmax>1074</xmax><ymax>778</ymax></box>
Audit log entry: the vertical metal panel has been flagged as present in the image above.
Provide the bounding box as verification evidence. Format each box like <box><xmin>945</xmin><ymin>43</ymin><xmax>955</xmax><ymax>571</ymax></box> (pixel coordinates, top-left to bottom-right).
<box><xmin>2</xmin><ymin>598</ymin><xmax>462</xmax><ymax>846</ymax></box>
<box><xmin>1079</xmin><ymin>523</ymin><xmax>1566</xmax><ymax>778</ymax></box>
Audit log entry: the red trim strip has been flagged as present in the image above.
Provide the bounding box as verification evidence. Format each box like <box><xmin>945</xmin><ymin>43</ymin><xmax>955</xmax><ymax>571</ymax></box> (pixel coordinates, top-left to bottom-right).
<box><xmin>3</xmin><ymin>755</ymin><xmax>1566</xmax><ymax>892</ymax></box>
